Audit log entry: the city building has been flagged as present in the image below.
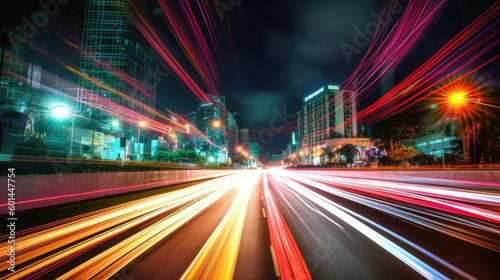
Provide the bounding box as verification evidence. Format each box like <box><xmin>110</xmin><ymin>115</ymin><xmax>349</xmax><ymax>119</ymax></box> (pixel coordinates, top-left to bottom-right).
<box><xmin>248</xmin><ymin>142</ymin><xmax>259</xmax><ymax>163</ymax></box>
<box><xmin>232</xmin><ymin>112</ymin><xmax>243</xmax><ymax>131</ymax></box>
<box><xmin>195</xmin><ymin>94</ymin><xmax>228</xmax><ymax>163</ymax></box>
<box><xmin>238</xmin><ymin>128</ymin><xmax>249</xmax><ymax>147</ymax></box>
<box><xmin>298</xmin><ymin>84</ymin><xmax>358</xmax><ymax>148</ymax></box>
<box><xmin>413</xmin><ymin>113</ymin><xmax>461</xmax><ymax>158</ymax></box>
<box><xmin>185</xmin><ymin>111</ymin><xmax>198</xmax><ymax>127</ymax></box>
<box><xmin>0</xmin><ymin>24</ymin><xmax>29</xmax><ymax>111</ymax></box>
<box><xmin>297</xmin><ymin>84</ymin><xmax>375</xmax><ymax>165</ymax></box>
<box><xmin>226</xmin><ymin>112</ymin><xmax>239</xmax><ymax>159</ymax></box>
<box><xmin>75</xmin><ymin>0</ymin><xmax>158</xmax><ymax>160</ymax></box>
<box><xmin>270</xmin><ymin>154</ymin><xmax>283</xmax><ymax>166</ymax></box>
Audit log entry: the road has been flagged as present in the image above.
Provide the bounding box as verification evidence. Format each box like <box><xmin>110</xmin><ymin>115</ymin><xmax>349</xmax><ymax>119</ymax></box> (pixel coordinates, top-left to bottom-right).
<box><xmin>2</xmin><ymin>168</ymin><xmax>499</xmax><ymax>279</ymax></box>
<box><xmin>0</xmin><ymin>171</ymin><xmax>276</xmax><ymax>280</ymax></box>
<box><xmin>266</xmin><ymin>169</ymin><xmax>500</xmax><ymax>280</ymax></box>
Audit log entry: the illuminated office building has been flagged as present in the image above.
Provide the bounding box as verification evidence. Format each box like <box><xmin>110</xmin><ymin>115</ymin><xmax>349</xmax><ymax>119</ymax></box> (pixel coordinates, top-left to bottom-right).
<box><xmin>77</xmin><ymin>0</ymin><xmax>157</xmax><ymax>117</ymax></box>
<box><xmin>298</xmin><ymin>84</ymin><xmax>358</xmax><ymax>148</ymax></box>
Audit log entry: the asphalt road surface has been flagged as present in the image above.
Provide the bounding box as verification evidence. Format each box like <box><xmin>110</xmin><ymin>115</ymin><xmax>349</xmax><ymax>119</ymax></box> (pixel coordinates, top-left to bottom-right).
<box><xmin>266</xmin><ymin>169</ymin><xmax>500</xmax><ymax>280</ymax></box>
<box><xmin>0</xmin><ymin>171</ymin><xmax>276</xmax><ymax>280</ymax></box>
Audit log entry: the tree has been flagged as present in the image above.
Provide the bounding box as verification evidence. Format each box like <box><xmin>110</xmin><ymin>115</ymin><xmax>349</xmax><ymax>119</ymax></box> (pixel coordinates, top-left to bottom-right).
<box><xmin>463</xmin><ymin>122</ymin><xmax>489</xmax><ymax>164</ymax></box>
<box><xmin>372</xmin><ymin>113</ymin><xmax>423</xmax><ymax>160</ymax></box>
<box><xmin>176</xmin><ymin>149</ymin><xmax>187</xmax><ymax>159</ymax></box>
<box><xmin>186</xmin><ymin>150</ymin><xmax>197</xmax><ymax>160</ymax></box>
<box><xmin>167</xmin><ymin>152</ymin><xmax>177</xmax><ymax>163</ymax></box>
<box><xmin>442</xmin><ymin>153</ymin><xmax>461</xmax><ymax>165</ymax></box>
<box><xmin>340</xmin><ymin>144</ymin><xmax>357</xmax><ymax>164</ymax></box>
<box><xmin>283</xmin><ymin>157</ymin><xmax>292</xmax><ymax>165</ymax></box>
<box><xmin>449</xmin><ymin>139</ymin><xmax>463</xmax><ymax>157</ymax></box>
<box><xmin>184</xmin><ymin>139</ymin><xmax>196</xmax><ymax>151</ymax></box>
<box><xmin>232</xmin><ymin>155</ymin><xmax>247</xmax><ymax>167</ymax></box>
<box><xmin>378</xmin><ymin>156</ymin><xmax>399</xmax><ymax>166</ymax></box>
<box><xmin>332</xmin><ymin>148</ymin><xmax>342</xmax><ymax>163</ymax></box>
<box><xmin>153</xmin><ymin>151</ymin><xmax>169</xmax><ymax>162</ymax></box>
<box><xmin>323</xmin><ymin>147</ymin><xmax>334</xmax><ymax>165</ymax></box>
<box><xmin>482</xmin><ymin>144</ymin><xmax>500</xmax><ymax>163</ymax></box>
<box><xmin>396</xmin><ymin>145</ymin><xmax>418</xmax><ymax>165</ymax></box>
<box><xmin>14</xmin><ymin>133</ymin><xmax>47</xmax><ymax>157</ymax></box>
<box><xmin>195</xmin><ymin>155</ymin><xmax>206</xmax><ymax>165</ymax></box>
<box><xmin>409</xmin><ymin>154</ymin><xmax>438</xmax><ymax>166</ymax></box>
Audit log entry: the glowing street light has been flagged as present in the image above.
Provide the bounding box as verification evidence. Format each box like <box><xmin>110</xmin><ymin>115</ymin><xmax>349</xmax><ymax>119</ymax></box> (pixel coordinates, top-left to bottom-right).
<box><xmin>139</xmin><ymin>121</ymin><xmax>147</xmax><ymax>127</ymax></box>
<box><xmin>237</xmin><ymin>147</ymin><xmax>242</xmax><ymax>151</ymax></box>
<box><xmin>52</xmin><ymin>105</ymin><xmax>75</xmax><ymax>157</ymax></box>
<box><xmin>213</xmin><ymin>120</ymin><xmax>221</xmax><ymax>127</ymax></box>
<box><xmin>52</xmin><ymin>106</ymin><xmax>69</xmax><ymax>119</ymax></box>
<box><xmin>449</xmin><ymin>92</ymin><xmax>466</xmax><ymax>106</ymax></box>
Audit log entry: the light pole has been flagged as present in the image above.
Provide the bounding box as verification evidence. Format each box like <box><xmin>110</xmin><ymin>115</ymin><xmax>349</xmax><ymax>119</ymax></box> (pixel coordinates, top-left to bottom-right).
<box><xmin>448</xmin><ymin>92</ymin><xmax>469</xmax><ymax>163</ymax></box>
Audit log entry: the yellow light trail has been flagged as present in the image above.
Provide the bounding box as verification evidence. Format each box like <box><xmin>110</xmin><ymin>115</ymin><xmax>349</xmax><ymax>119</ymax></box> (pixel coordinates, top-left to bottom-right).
<box><xmin>180</xmin><ymin>171</ymin><xmax>260</xmax><ymax>280</ymax></box>
<box><xmin>57</xmin><ymin>179</ymin><xmax>235</xmax><ymax>279</ymax></box>
<box><xmin>0</xmin><ymin>175</ymin><xmax>240</xmax><ymax>279</ymax></box>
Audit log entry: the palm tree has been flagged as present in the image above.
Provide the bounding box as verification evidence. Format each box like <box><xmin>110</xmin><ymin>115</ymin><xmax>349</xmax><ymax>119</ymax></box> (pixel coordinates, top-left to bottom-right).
<box><xmin>323</xmin><ymin>147</ymin><xmax>334</xmax><ymax>165</ymax></box>
<box><xmin>449</xmin><ymin>139</ymin><xmax>463</xmax><ymax>157</ymax></box>
<box><xmin>340</xmin><ymin>144</ymin><xmax>357</xmax><ymax>164</ymax></box>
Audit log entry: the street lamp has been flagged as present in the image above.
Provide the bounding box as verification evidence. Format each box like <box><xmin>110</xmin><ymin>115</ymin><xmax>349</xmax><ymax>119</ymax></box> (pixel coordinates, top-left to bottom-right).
<box><xmin>52</xmin><ymin>105</ymin><xmax>69</xmax><ymax>119</ymax></box>
<box><xmin>52</xmin><ymin>105</ymin><xmax>74</xmax><ymax>157</ymax></box>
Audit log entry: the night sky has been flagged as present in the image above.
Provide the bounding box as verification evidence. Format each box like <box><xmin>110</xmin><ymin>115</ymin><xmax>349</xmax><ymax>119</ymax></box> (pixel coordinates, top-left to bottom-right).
<box><xmin>2</xmin><ymin>0</ymin><xmax>498</xmax><ymax>155</ymax></box>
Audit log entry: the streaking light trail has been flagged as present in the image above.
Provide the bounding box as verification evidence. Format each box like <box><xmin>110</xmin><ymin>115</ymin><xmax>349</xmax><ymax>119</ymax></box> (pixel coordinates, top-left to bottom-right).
<box><xmin>266</xmin><ymin>169</ymin><xmax>500</xmax><ymax>279</ymax></box>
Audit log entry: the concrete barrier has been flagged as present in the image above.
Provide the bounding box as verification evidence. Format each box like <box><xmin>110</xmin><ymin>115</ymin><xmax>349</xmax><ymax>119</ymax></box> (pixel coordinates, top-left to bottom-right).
<box><xmin>292</xmin><ymin>169</ymin><xmax>500</xmax><ymax>189</ymax></box>
<box><xmin>1</xmin><ymin>170</ymin><xmax>239</xmax><ymax>215</ymax></box>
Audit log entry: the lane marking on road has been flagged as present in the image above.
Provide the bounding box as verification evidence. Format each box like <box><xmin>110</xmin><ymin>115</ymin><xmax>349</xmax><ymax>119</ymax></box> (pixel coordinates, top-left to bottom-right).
<box><xmin>262</xmin><ymin>207</ymin><xmax>266</xmax><ymax>218</ymax></box>
<box><xmin>270</xmin><ymin>246</ymin><xmax>280</xmax><ymax>278</ymax></box>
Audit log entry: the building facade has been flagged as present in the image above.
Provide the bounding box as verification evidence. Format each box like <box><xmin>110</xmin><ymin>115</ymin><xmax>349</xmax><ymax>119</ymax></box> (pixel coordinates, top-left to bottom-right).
<box><xmin>238</xmin><ymin>128</ymin><xmax>249</xmax><ymax>147</ymax></box>
<box><xmin>298</xmin><ymin>84</ymin><xmax>358</xmax><ymax>149</ymax></box>
<box><xmin>195</xmin><ymin>94</ymin><xmax>228</xmax><ymax>163</ymax></box>
<box><xmin>74</xmin><ymin>0</ymin><xmax>158</xmax><ymax>160</ymax></box>
<box><xmin>298</xmin><ymin>84</ymin><xmax>362</xmax><ymax>164</ymax></box>
<box><xmin>413</xmin><ymin>113</ymin><xmax>461</xmax><ymax>158</ymax></box>
<box><xmin>248</xmin><ymin>142</ymin><xmax>259</xmax><ymax>161</ymax></box>
<box><xmin>0</xmin><ymin>24</ymin><xmax>29</xmax><ymax>111</ymax></box>
<box><xmin>226</xmin><ymin>112</ymin><xmax>239</xmax><ymax>159</ymax></box>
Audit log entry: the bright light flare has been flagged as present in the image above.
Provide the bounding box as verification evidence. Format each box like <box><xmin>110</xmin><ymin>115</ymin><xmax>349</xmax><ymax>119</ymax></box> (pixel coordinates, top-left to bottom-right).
<box><xmin>449</xmin><ymin>92</ymin><xmax>466</xmax><ymax>106</ymax></box>
<box><xmin>52</xmin><ymin>106</ymin><xmax>69</xmax><ymax>119</ymax></box>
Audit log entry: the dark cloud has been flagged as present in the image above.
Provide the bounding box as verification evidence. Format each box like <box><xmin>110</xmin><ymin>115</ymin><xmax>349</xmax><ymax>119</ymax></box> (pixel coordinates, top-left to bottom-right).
<box><xmin>238</xmin><ymin>91</ymin><xmax>285</xmax><ymax>127</ymax></box>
